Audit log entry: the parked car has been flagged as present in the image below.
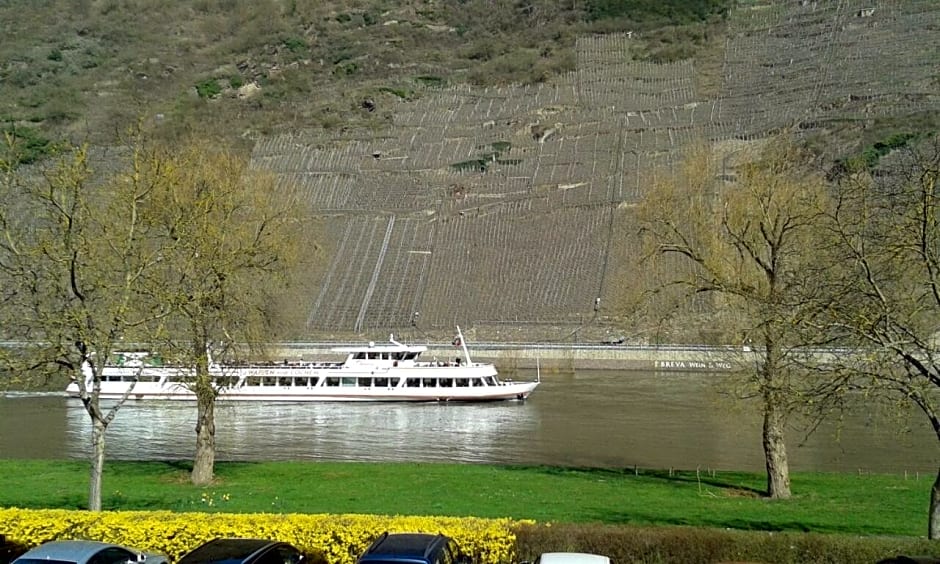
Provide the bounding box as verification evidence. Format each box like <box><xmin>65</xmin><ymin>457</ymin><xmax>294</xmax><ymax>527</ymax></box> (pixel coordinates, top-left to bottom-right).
<box><xmin>11</xmin><ymin>540</ymin><xmax>166</xmax><ymax>564</ymax></box>
<box><xmin>176</xmin><ymin>539</ymin><xmax>304</xmax><ymax>564</ymax></box>
<box><xmin>358</xmin><ymin>533</ymin><xmax>471</xmax><ymax>564</ymax></box>
<box><xmin>526</xmin><ymin>553</ymin><xmax>610</xmax><ymax>564</ymax></box>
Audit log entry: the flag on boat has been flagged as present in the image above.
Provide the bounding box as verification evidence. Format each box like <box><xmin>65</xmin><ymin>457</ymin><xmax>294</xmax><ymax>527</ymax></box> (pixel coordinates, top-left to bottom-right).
<box><xmin>452</xmin><ymin>335</ymin><xmax>462</xmax><ymax>347</ymax></box>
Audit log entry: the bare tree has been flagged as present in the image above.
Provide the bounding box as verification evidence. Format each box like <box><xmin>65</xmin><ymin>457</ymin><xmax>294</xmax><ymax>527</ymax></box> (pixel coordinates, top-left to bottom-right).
<box><xmin>143</xmin><ymin>142</ymin><xmax>311</xmax><ymax>486</ymax></box>
<box><xmin>638</xmin><ymin>139</ymin><xmax>831</xmax><ymax>499</ymax></box>
<box><xmin>0</xmin><ymin>138</ymin><xmax>171</xmax><ymax>509</ymax></box>
<box><xmin>820</xmin><ymin>134</ymin><xmax>940</xmax><ymax>537</ymax></box>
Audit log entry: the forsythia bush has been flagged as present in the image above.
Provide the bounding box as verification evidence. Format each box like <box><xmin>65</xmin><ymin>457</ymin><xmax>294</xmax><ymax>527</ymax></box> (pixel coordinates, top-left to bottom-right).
<box><xmin>0</xmin><ymin>509</ymin><xmax>528</xmax><ymax>564</ymax></box>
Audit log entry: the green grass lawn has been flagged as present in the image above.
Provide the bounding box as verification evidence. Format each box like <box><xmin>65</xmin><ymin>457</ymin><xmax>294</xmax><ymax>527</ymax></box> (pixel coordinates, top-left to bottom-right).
<box><xmin>0</xmin><ymin>460</ymin><xmax>929</xmax><ymax>537</ymax></box>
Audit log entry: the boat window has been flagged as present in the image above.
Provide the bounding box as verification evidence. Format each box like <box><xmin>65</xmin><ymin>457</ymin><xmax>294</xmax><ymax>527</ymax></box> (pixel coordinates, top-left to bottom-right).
<box><xmin>245</xmin><ymin>377</ymin><xmax>261</xmax><ymax>387</ymax></box>
<box><xmin>306</xmin><ymin>377</ymin><xmax>318</xmax><ymax>387</ymax></box>
<box><xmin>440</xmin><ymin>378</ymin><xmax>453</xmax><ymax>387</ymax></box>
<box><xmin>487</xmin><ymin>377</ymin><xmax>498</xmax><ymax>386</ymax></box>
<box><xmin>422</xmin><ymin>378</ymin><xmax>436</xmax><ymax>388</ymax></box>
<box><xmin>406</xmin><ymin>378</ymin><xmax>420</xmax><ymax>388</ymax></box>
<box><xmin>405</xmin><ymin>352</ymin><xmax>419</xmax><ymax>360</ymax></box>
<box><xmin>358</xmin><ymin>377</ymin><xmax>372</xmax><ymax>387</ymax></box>
<box><xmin>392</xmin><ymin>352</ymin><xmax>404</xmax><ymax>361</ymax></box>
<box><xmin>374</xmin><ymin>377</ymin><xmax>389</xmax><ymax>387</ymax></box>
<box><xmin>456</xmin><ymin>378</ymin><xmax>469</xmax><ymax>387</ymax></box>
<box><xmin>263</xmin><ymin>377</ymin><xmax>276</xmax><ymax>386</ymax></box>
<box><xmin>341</xmin><ymin>377</ymin><xmax>356</xmax><ymax>387</ymax></box>
<box><xmin>325</xmin><ymin>377</ymin><xmax>339</xmax><ymax>387</ymax></box>
<box><xmin>354</xmin><ymin>352</ymin><xmax>365</xmax><ymax>360</ymax></box>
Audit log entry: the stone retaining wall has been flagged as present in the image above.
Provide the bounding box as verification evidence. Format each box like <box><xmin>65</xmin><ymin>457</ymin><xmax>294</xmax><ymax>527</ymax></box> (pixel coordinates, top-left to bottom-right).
<box><xmin>272</xmin><ymin>343</ymin><xmax>750</xmax><ymax>372</ymax></box>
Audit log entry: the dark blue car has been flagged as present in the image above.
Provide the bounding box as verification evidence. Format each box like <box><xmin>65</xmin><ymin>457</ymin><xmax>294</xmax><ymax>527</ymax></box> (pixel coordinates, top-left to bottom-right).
<box><xmin>357</xmin><ymin>533</ymin><xmax>470</xmax><ymax>564</ymax></box>
<box><xmin>176</xmin><ymin>539</ymin><xmax>304</xmax><ymax>564</ymax></box>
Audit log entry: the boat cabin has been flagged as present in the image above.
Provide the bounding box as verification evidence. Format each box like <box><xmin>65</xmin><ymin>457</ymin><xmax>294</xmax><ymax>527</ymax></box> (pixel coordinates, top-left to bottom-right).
<box><xmin>334</xmin><ymin>341</ymin><xmax>428</xmax><ymax>368</ymax></box>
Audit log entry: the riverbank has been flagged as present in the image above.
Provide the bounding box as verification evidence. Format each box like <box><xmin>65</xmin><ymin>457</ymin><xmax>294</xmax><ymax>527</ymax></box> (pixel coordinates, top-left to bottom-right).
<box><xmin>0</xmin><ymin>460</ymin><xmax>929</xmax><ymax>537</ymax></box>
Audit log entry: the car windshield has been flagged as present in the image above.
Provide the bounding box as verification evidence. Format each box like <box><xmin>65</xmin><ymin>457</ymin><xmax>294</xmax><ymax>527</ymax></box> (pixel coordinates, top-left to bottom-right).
<box><xmin>16</xmin><ymin>559</ymin><xmax>75</xmax><ymax>564</ymax></box>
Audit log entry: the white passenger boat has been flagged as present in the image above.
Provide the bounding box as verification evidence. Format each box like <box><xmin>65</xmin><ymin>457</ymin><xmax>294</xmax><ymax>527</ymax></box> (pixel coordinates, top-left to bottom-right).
<box><xmin>65</xmin><ymin>328</ymin><xmax>539</xmax><ymax>402</ymax></box>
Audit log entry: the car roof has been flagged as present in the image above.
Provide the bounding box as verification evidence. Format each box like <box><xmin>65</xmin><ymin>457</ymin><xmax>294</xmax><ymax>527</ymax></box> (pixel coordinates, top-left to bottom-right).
<box><xmin>537</xmin><ymin>553</ymin><xmax>611</xmax><ymax>564</ymax></box>
<box><xmin>359</xmin><ymin>533</ymin><xmax>448</xmax><ymax>563</ymax></box>
<box><xmin>15</xmin><ymin>541</ymin><xmax>129</xmax><ymax>563</ymax></box>
<box><xmin>178</xmin><ymin>539</ymin><xmax>278</xmax><ymax>564</ymax></box>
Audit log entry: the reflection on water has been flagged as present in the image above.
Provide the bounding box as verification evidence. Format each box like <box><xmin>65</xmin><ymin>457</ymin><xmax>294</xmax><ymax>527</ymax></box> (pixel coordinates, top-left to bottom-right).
<box><xmin>2</xmin><ymin>370</ymin><xmax>937</xmax><ymax>473</ymax></box>
<box><xmin>62</xmin><ymin>400</ymin><xmax>538</xmax><ymax>464</ymax></box>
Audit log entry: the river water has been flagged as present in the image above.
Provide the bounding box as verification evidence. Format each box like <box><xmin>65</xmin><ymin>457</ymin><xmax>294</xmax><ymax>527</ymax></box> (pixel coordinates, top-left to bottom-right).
<box><xmin>1</xmin><ymin>370</ymin><xmax>936</xmax><ymax>473</ymax></box>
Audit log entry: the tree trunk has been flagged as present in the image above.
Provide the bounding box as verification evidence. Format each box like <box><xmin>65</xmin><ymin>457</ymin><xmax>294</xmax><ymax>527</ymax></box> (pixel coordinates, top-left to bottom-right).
<box><xmin>89</xmin><ymin>418</ymin><xmax>106</xmax><ymax>511</ymax></box>
<box><xmin>762</xmin><ymin>389</ymin><xmax>791</xmax><ymax>499</ymax></box>
<box><xmin>191</xmin><ymin>377</ymin><xmax>216</xmax><ymax>485</ymax></box>
<box><xmin>929</xmin><ymin>467</ymin><xmax>940</xmax><ymax>539</ymax></box>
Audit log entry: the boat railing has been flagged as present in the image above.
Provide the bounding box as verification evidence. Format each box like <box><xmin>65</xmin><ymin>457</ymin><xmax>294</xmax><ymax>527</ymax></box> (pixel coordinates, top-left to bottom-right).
<box><xmin>413</xmin><ymin>360</ymin><xmax>467</xmax><ymax>368</ymax></box>
<box><xmin>231</xmin><ymin>361</ymin><xmax>343</xmax><ymax>369</ymax></box>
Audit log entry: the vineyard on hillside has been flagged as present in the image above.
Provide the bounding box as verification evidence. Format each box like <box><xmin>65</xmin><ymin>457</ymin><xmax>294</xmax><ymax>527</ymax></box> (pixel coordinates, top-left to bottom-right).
<box><xmin>251</xmin><ymin>0</ymin><xmax>940</xmax><ymax>342</ymax></box>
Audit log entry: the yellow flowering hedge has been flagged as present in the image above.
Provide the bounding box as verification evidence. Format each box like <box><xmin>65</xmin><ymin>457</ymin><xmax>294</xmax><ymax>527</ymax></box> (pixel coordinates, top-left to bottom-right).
<box><xmin>0</xmin><ymin>509</ymin><xmax>529</xmax><ymax>564</ymax></box>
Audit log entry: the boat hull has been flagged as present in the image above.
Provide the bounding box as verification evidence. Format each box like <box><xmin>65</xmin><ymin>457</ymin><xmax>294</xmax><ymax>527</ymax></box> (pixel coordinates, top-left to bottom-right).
<box><xmin>65</xmin><ymin>381</ymin><xmax>539</xmax><ymax>402</ymax></box>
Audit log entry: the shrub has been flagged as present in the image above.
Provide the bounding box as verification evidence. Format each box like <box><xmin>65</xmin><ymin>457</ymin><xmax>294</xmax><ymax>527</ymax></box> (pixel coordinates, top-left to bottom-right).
<box><xmin>195</xmin><ymin>79</ymin><xmax>222</xmax><ymax>99</ymax></box>
<box><xmin>414</xmin><ymin>75</ymin><xmax>446</xmax><ymax>88</ymax></box>
<box><xmin>334</xmin><ymin>62</ymin><xmax>359</xmax><ymax>76</ymax></box>
<box><xmin>513</xmin><ymin>522</ymin><xmax>940</xmax><ymax>564</ymax></box>
<box><xmin>0</xmin><ymin>124</ymin><xmax>55</xmax><ymax>166</ymax></box>
<box><xmin>585</xmin><ymin>0</ymin><xmax>730</xmax><ymax>25</ymax></box>
<box><xmin>0</xmin><ymin>508</ymin><xmax>524</xmax><ymax>564</ymax></box>
<box><xmin>283</xmin><ymin>37</ymin><xmax>307</xmax><ymax>53</ymax></box>
<box><xmin>377</xmin><ymin>86</ymin><xmax>412</xmax><ymax>100</ymax></box>
<box><xmin>4</xmin><ymin>508</ymin><xmax>940</xmax><ymax>564</ymax></box>
<box><xmin>863</xmin><ymin>132</ymin><xmax>919</xmax><ymax>165</ymax></box>
<box><xmin>842</xmin><ymin>131</ymin><xmax>927</xmax><ymax>171</ymax></box>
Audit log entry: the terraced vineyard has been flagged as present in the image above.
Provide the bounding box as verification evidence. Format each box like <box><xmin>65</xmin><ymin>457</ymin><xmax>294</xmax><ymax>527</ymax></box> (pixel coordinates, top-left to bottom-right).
<box><xmin>251</xmin><ymin>0</ymin><xmax>940</xmax><ymax>340</ymax></box>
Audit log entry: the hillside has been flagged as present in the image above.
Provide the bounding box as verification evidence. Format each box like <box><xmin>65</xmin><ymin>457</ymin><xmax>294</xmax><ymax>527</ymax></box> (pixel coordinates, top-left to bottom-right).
<box><xmin>3</xmin><ymin>0</ymin><xmax>939</xmax><ymax>343</ymax></box>
<box><xmin>0</xmin><ymin>0</ymin><xmax>727</xmax><ymax>153</ymax></box>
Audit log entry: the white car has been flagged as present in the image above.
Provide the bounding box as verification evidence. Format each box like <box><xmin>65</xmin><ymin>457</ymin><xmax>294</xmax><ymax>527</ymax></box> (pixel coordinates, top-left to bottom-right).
<box><xmin>12</xmin><ymin>540</ymin><xmax>167</xmax><ymax>564</ymax></box>
<box><xmin>532</xmin><ymin>553</ymin><xmax>611</xmax><ymax>564</ymax></box>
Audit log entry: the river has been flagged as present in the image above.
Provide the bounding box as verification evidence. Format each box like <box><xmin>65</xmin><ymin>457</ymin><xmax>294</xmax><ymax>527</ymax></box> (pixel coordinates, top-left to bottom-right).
<box><xmin>1</xmin><ymin>370</ymin><xmax>936</xmax><ymax>473</ymax></box>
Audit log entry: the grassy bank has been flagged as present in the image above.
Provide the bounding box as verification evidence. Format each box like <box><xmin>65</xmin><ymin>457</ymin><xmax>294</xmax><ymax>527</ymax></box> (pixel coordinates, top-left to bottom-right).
<box><xmin>0</xmin><ymin>460</ymin><xmax>929</xmax><ymax>537</ymax></box>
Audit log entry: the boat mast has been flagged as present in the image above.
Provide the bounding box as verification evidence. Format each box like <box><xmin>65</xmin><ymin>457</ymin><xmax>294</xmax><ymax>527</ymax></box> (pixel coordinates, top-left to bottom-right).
<box><xmin>456</xmin><ymin>325</ymin><xmax>472</xmax><ymax>365</ymax></box>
